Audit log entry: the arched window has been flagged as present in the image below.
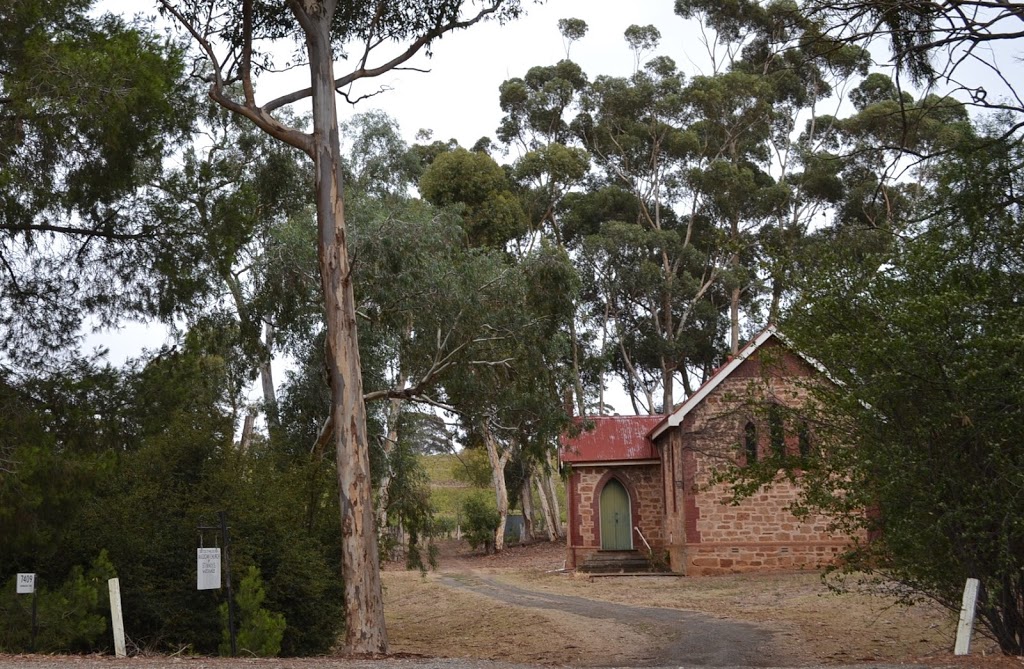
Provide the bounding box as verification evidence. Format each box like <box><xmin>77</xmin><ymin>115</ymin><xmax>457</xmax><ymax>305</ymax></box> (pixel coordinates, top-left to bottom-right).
<box><xmin>744</xmin><ymin>421</ymin><xmax>758</xmax><ymax>463</ymax></box>
<box><xmin>798</xmin><ymin>422</ymin><xmax>812</xmax><ymax>459</ymax></box>
<box><xmin>769</xmin><ymin>404</ymin><xmax>785</xmax><ymax>458</ymax></box>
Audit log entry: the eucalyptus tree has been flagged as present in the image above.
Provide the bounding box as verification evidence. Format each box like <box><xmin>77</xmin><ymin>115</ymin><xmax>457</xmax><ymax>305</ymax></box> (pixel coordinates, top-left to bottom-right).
<box><xmin>675</xmin><ymin>0</ymin><xmax>873</xmax><ymax>340</ymax></box>
<box><xmin>348</xmin><ymin>193</ymin><xmax>522</xmax><ymax>539</ymax></box>
<box><xmin>496</xmin><ymin>41</ymin><xmax>594</xmax><ymax>419</ymax></box>
<box><xmin>811</xmin><ymin>73</ymin><xmax>973</xmax><ymax>227</ymax></box>
<box><xmin>143</xmin><ymin>105</ymin><xmax>315</xmax><ymax>430</ymax></box>
<box><xmin>689</xmin><ymin>0</ymin><xmax>1024</xmax><ymax>325</ymax></box>
<box><xmin>336</xmin><ymin>111</ymin><xmax>423</xmax><ymax>536</ymax></box>
<box><xmin>572</xmin><ymin>27</ymin><xmax>734</xmax><ymax>414</ymax></box>
<box><xmin>336</xmin><ymin>118</ymin><xmax>528</xmax><ymax>539</ymax></box>
<box><xmin>797</xmin><ymin>0</ymin><xmax>1024</xmax><ymax>130</ymax></box>
<box><xmin>438</xmin><ymin>243</ymin><xmax>578</xmax><ymax>550</ymax></box>
<box><xmin>0</xmin><ymin>0</ymin><xmax>194</xmax><ymax>366</ymax></box>
<box><xmin>419</xmin><ymin>136</ymin><xmax>578</xmax><ymax>544</ymax></box>
<box><xmin>418</xmin><ymin>147</ymin><xmax>528</xmax><ymax>248</ymax></box>
<box><xmin>486</xmin><ymin>45</ymin><xmax>596</xmax><ymax>534</ymax></box>
<box><xmin>156</xmin><ymin>0</ymin><xmax>525</xmax><ymax>651</ymax></box>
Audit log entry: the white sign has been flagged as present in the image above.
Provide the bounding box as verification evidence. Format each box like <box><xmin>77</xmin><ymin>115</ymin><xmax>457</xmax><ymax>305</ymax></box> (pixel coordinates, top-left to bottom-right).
<box><xmin>16</xmin><ymin>573</ymin><xmax>35</xmax><ymax>594</ymax></box>
<box><xmin>197</xmin><ymin>548</ymin><xmax>221</xmax><ymax>590</ymax></box>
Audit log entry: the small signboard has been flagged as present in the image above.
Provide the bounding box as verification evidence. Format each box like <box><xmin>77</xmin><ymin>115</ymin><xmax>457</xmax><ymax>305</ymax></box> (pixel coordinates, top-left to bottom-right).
<box><xmin>197</xmin><ymin>548</ymin><xmax>221</xmax><ymax>590</ymax></box>
<box><xmin>16</xmin><ymin>573</ymin><xmax>35</xmax><ymax>594</ymax></box>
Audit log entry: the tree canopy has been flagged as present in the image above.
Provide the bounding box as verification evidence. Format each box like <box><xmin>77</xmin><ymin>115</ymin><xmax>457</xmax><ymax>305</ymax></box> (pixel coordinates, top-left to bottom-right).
<box><xmin>0</xmin><ymin>0</ymin><xmax>194</xmax><ymax>363</ymax></box>
<box><xmin>771</xmin><ymin>120</ymin><xmax>1024</xmax><ymax>654</ymax></box>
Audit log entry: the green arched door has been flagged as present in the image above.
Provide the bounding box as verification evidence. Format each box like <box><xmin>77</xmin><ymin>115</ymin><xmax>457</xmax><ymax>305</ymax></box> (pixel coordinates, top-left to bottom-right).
<box><xmin>599</xmin><ymin>479</ymin><xmax>632</xmax><ymax>550</ymax></box>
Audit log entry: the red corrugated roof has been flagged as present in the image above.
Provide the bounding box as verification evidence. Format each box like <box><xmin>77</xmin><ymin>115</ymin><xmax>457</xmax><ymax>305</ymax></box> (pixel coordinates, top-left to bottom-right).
<box><xmin>560</xmin><ymin>415</ymin><xmax>664</xmax><ymax>464</ymax></box>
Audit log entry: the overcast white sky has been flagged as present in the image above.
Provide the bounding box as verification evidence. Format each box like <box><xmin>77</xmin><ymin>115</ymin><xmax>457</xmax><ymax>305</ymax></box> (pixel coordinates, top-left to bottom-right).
<box><xmin>87</xmin><ymin>1</ymin><xmax>701</xmax><ymax>371</ymax></box>
<box><xmin>99</xmin><ymin>1</ymin><xmax>699</xmax><ymax>147</ymax></box>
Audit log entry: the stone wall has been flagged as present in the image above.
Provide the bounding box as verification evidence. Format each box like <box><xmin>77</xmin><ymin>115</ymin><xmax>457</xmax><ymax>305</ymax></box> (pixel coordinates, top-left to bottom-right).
<box><xmin>565</xmin><ymin>463</ymin><xmax>664</xmax><ymax>568</ymax></box>
<box><xmin>660</xmin><ymin>341</ymin><xmax>858</xmax><ymax>575</ymax></box>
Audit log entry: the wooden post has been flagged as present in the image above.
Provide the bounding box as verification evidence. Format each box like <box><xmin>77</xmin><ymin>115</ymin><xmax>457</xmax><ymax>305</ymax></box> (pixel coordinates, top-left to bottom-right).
<box><xmin>107</xmin><ymin>578</ymin><xmax>127</xmax><ymax>658</ymax></box>
<box><xmin>954</xmin><ymin>577</ymin><xmax>980</xmax><ymax>655</ymax></box>
<box><xmin>30</xmin><ymin>589</ymin><xmax>37</xmax><ymax>653</ymax></box>
<box><xmin>18</xmin><ymin>573</ymin><xmax>38</xmax><ymax>652</ymax></box>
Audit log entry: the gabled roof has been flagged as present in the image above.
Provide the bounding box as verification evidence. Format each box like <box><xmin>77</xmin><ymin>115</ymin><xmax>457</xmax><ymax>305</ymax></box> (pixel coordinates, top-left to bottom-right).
<box><xmin>647</xmin><ymin>325</ymin><xmax>828</xmax><ymax>441</ymax></box>
<box><xmin>560</xmin><ymin>415</ymin><xmax>663</xmax><ymax>464</ymax></box>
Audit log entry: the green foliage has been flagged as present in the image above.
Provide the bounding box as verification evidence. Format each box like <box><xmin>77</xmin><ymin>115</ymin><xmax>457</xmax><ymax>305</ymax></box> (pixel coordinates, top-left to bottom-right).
<box><xmin>418</xmin><ymin>147</ymin><xmax>527</xmax><ymax>248</ymax></box>
<box><xmin>498</xmin><ymin>60</ymin><xmax>588</xmax><ymax>149</ymax></box>
<box><xmin>341</xmin><ymin>110</ymin><xmax>422</xmax><ymax>199</ymax></box>
<box><xmin>0</xmin><ymin>336</ymin><xmax>344</xmax><ymax>656</ymax></box>
<box><xmin>219</xmin><ymin>567</ymin><xmax>286</xmax><ymax>658</ymax></box>
<box><xmin>557</xmin><ymin>17</ymin><xmax>587</xmax><ymax>42</ymax></box>
<box><xmin>461</xmin><ymin>494</ymin><xmax>501</xmax><ymax>554</ymax></box>
<box><xmin>380</xmin><ymin>418</ymin><xmax>440</xmax><ymax>574</ymax></box>
<box><xmin>732</xmin><ymin>121</ymin><xmax>1024</xmax><ymax>655</ymax></box>
<box><xmin>624</xmin><ymin>24</ymin><xmax>661</xmax><ymax>55</ymax></box>
<box><xmin>0</xmin><ymin>551</ymin><xmax>115</xmax><ymax>653</ymax></box>
<box><xmin>140</xmin><ymin>101</ymin><xmax>315</xmax><ymax>380</ymax></box>
<box><xmin>0</xmin><ymin>0</ymin><xmax>196</xmax><ymax>363</ymax></box>
<box><xmin>796</xmin><ymin>0</ymin><xmax>1018</xmax><ymax>91</ymax></box>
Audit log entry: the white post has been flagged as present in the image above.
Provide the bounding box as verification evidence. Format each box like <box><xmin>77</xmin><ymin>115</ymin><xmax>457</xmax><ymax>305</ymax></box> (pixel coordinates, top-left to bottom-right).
<box><xmin>954</xmin><ymin>577</ymin><xmax>980</xmax><ymax>656</ymax></box>
<box><xmin>108</xmin><ymin>578</ymin><xmax>127</xmax><ymax>658</ymax></box>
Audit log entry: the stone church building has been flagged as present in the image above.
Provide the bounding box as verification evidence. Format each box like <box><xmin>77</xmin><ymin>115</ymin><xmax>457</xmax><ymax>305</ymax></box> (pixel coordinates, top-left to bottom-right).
<box><xmin>560</xmin><ymin>326</ymin><xmax>853</xmax><ymax>575</ymax></box>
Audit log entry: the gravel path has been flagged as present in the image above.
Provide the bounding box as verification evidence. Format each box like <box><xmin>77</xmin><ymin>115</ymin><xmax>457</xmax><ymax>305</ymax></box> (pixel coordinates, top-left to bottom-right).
<box><xmin>439</xmin><ymin>572</ymin><xmax>783</xmax><ymax>667</ymax></box>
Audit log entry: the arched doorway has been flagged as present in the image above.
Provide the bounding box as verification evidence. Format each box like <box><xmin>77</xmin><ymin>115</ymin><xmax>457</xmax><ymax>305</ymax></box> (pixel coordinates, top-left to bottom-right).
<box><xmin>599</xmin><ymin>478</ymin><xmax>632</xmax><ymax>550</ymax></box>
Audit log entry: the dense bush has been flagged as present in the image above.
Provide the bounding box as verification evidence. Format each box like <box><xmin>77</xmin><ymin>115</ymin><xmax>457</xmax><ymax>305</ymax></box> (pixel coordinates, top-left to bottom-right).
<box><xmin>762</xmin><ymin>125</ymin><xmax>1024</xmax><ymax>654</ymax></box>
<box><xmin>461</xmin><ymin>494</ymin><xmax>501</xmax><ymax>554</ymax></box>
<box><xmin>0</xmin><ymin>344</ymin><xmax>344</xmax><ymax>656</ymax></box>
<box><xmin>220</xmin><ymin>567</ymin><xmax>286</xmax><ymax>657</ymax></box>
<box><xmin>0</xmin><ymin>552</ymin><xmax>115</xmax><ymax>653</ymax></box>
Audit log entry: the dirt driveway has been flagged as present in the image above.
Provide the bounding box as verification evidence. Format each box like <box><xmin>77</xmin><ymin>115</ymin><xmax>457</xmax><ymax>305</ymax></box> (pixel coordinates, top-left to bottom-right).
<box><xmin>384</xmin><ymin>540</ymin><xmax>1021</xmax><ymax>669</ymax></box>
<box><xmin>439</xmin><ymin>571</ymin><xmax>782</xmax><ymax>667</ymax></box>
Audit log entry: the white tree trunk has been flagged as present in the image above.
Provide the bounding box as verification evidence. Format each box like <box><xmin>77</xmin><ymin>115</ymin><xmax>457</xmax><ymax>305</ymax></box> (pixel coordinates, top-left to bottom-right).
<box><xmin>545</xmin><ymin>450</ymin><xmax>564</xmax><ymax>539</ymax></box>
<box><xmin>520</xmin><ymin>474</ymin><xmax>535</xmax><ymax>542</ymax></box>
<box><xmin>304</xmin><ymin>8</ymin><xmax>386</xmax><ymax>653</ymax></box>
<box><xmin>376</xmin><ymin>393</ymin><xmax>403</xmax><ymax>537</ymax></box>
<box><xmin>239</xmin><ymin>411</ymin><xmax>256</xmax><ymax>453</ymax></box>
<box><xmin>260</xmin><ymin>321</ymin><xmax>279</xmax><ymax>428</ymax></box>
<box><xmin>535</xmin><ymin>475</ymin><xmax>558</xmax><ymax>542</ymax></box>
<box><xmin>482</xmin><ymin>423</ymin><xmax>510</xmax><ymax>552</ymax></box>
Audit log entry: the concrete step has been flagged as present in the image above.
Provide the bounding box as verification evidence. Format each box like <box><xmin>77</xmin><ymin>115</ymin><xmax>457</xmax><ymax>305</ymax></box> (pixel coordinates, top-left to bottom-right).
<box><xmin>578</xmin><ymin>550</ymin><xmax>666</xmax><ymax>574</ymax></box>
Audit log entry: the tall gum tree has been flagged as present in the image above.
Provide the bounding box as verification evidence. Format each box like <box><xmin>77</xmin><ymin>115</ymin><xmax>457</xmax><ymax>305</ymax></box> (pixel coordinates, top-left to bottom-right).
<box><xmin>575</xmin><ymin>30</ymin><xmax>725</xmax><ymax>414</ymax></box>
<box><xmin>157</xmin><ymin>0</ymin><xmax>522</xmax><ymax>653</ymax></box>
<box><xmin>419</xmin><ymin>143</ymin><xmax>576</xmax><ymax>547</ymax></box>
<box><xmin>497</xmin><ymin>53</ymin><xmax>592</xmax><ymax>420</ymax></box>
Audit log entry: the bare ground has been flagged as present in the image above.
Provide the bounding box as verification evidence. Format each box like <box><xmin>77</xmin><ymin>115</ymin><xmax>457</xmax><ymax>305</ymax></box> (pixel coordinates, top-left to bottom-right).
<box><xmin>384</xmin><ymin>539</ymin><xmax>1024</xmax><ymax>669</ymax></box>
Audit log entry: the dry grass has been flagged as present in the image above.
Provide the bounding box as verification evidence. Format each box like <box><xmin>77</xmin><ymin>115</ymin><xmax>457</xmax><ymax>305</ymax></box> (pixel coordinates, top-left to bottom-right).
<box><xmin>384</xmin><ymin>570</ymin><xmax>650</xmax><ymax>666</ymax></box>
<box><xmin>499</xmin><ymin>568</ymin><xmax>958</xmax><ymax>664</ymax></box>
<box><xmin>382</xmin><ymin>540</ymin><xmax>1022</xmax><ymax>667</ymax></box>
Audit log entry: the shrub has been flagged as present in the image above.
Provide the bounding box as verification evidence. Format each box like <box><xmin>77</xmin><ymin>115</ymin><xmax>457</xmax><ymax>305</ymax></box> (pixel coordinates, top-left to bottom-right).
<box><xmin>0</xmin><ymin>551</ymin><xmax>116</xmax><ymax>653</ymax></box>
<box><xmin>219</xmin><ymin>566</ymin><xmax>285</xmax><ymax>657</ymax></box>
<box><xmin>461</xmin><ymin>494</ymin><xmax>500</xmax><ymax>554</ymax></box>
